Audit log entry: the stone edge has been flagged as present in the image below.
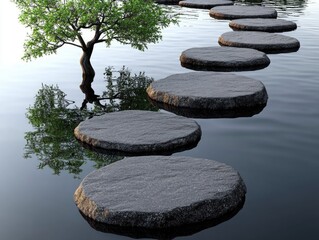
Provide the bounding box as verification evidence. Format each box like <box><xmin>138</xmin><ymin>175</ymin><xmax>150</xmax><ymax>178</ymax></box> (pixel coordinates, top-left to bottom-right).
<box><xmin>74</xmin><ymin>172</ymin><xmax>247</xmax><ymax>228</ymax></box>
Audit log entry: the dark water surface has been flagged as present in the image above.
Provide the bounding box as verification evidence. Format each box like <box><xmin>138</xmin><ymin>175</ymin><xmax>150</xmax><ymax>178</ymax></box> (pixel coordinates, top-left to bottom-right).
<box><xmin>0</xmin><ymin>0</ymin><xmax>318</xmax><ymax>239</ymax></box>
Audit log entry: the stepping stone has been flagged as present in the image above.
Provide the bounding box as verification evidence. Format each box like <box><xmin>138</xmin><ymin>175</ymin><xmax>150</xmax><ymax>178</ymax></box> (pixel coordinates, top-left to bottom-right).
<box><xmin>218</xmin><ymin>31</ymin><xmax>300</xmax><ymax>53</ymax></box>
<box><xmin>180</xmin><ymin>46</ymin><xmax>270</xmax><ymax>71</ymax></box>
<box><xmin>179</xmin><ymin>0</ymin><xmax>234</xmax><ymax>9</ymax></box>
<box><xmin>146</xmin><ymin>72</ymin><xmax>268</xmax><ymax>110</ymax></box>
<box><xmin>209</xmin><ymin>5</ymin><xmax>277</xmax><ymax>20</ymax></box>
<box><xmin>230</xmin><ymin>18</ymin><xmax>297</xmax><ymax>32</ymax></box>
<box><xmin>74</xmin><ymin>110</ymin><xmax>201</xmax><ymax>154</ymax></box>
<box><xmin>74</xmin><ymin>155</ymin><xmax>247</xmax><ymax>228</ymax></box>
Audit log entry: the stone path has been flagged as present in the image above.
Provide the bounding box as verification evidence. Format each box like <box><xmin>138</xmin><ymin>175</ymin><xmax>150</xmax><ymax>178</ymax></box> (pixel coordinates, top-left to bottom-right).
<box><xmin>180</xmin><ymin>46</ymin><xmax>270</xmax><ymax>71</ymax></box>
<box><xmin>74</xmin><ymin>156</ymin><xmax>246</xmax><ymax>228</ymax></box>
<box><xmin>147</xmin><ymin>72</ymin><xmax>268</xmax><ymax>110</ymax></box>
<box><xmin>74</xmin><ymin>2</ymin><xmax>301</xmax><ymax>233</ymax></box>
<box><xmin>74</xmin><ymin>110</ymin><xmax>201</xmax><ymax>154</ymax></box>
<box><xmin>219</xmin><ymin>31</ymin><xmax>300</xmax><ymax>53</ymax></box>
<box><xmin>230</xmin><ymin>18</ymin><xmax>297</xmax><ymax>32</ymax></box>
<box><xmin>210</xmin><ymin>5</ymin><xmax>277</xmax><ymax>19</ymax></box>
<box><xmin>179</xmin><ymin>0</ymin><xmax>234</xmax><ymax>9</ymax></box>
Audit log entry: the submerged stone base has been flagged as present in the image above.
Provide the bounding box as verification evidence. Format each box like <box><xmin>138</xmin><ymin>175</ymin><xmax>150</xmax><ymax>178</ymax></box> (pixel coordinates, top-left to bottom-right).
<box><xmin>74</xmin><ymin>156</ymin><xmax>246</xmax><ymax>228</ymax></box>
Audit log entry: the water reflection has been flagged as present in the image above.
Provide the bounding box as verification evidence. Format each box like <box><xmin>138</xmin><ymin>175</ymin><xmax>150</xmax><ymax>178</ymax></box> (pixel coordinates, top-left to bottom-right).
<box><xmin>235</xmin><ymin>0</ymin><xmax>308</xmax><ymax>16</ymax></box>
<box><xmin>79</xmin><ymin>197</ymin><xmax>245</xmax><ymax>239</ymax></box>
<box><xmin>150</xmin><ymin>99</ymin><xmax>267</xmax><ymax>118</ymax></box>
<box><xmin>24</xmin><ymin>67</ymin><xmax>158</xmax><ymax>177</ymax></box>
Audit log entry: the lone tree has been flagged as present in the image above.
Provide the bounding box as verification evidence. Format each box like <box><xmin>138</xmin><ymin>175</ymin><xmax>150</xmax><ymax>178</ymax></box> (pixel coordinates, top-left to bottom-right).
<box><xmin>14</xmin><ymin>0</ymin><xmax>176</xmax><ymax>105</ymax></box>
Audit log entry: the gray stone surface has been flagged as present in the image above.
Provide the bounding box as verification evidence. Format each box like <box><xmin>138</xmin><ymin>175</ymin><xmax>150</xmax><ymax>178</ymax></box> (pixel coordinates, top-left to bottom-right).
<box><xmin>230</xmin><ymin>18</ymin><xmax>297</xmax><ymax>32</ymax></box>
<box><xmin>74</xmin><ymin>110</ymin><xmax>201</xmax><ymax>154</ymax></box>
<box><xmin>218</xmin><ymin>31</ymin><xmax>300</xmax><ymax>53</ymax></box>
<box><xmin>74</xmin><ymin>156</ymin><xmax>247</xmax><ymax>228</ymax></box>
<box><xmin>180</xmin><ymin>46</ymin><xmax>270</xmax><ymax>71</ymax></box>
<box><xmin>179</xmin><ymin>0</ymin><xmax>233</xmax><ymax>9</ymax></box>
<box><xmin>209</xmin><ymin>5</ymin><xmax>277</xmax><ymax>19</ymax></box>
<box><xmin>147</xmin><ymin>72</ymin><xmax>268</xmax><ymax>110</ymax></box>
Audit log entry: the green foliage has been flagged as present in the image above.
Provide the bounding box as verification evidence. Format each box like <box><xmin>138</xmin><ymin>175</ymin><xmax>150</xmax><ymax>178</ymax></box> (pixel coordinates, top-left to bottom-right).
<box><xmin>24</xmin><ymin>67</ymin><xmax>158</xmax><ymax>177</ymax></box>
<box><xmin>102</xmin><ymin>66</ymin><xmax>158</xmax><ymax>111</ymax></box>
<box><xmin>13</xmin><ymin>0</ymin><xmax>178</xmax><ymax>60</ymax></box>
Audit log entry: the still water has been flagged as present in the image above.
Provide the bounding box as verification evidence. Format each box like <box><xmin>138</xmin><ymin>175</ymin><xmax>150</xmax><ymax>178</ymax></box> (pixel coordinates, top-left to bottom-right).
<box><xmin>0</xmin><ymin>0</ymin><xmax>318</xmax><ymax>239</ymax></box>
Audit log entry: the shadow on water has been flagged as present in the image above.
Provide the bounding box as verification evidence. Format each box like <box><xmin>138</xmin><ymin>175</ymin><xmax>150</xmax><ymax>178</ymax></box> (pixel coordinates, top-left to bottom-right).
<box><xmin>149</xmin><ymin>99</ymin><xmax>267</xmax><ymax>119</ymax></box>
<box><xmin>24</xmin><ymin>67</ymin><xmax>159</xmax><ymax>177</ymax></box>
<box><xmin>77</xmin><ymin>137</ymin><xmax>200</xmax><ymax>157</ymax></box>
<box><xmin>78</xmin><ymin>197</ymin><xmax>245</xmax><ymax>239</ymax></box>
<box><xmin>180</xmin><ymin>61</ymin><xmax>271</xmax><ymax>72</ymax></box>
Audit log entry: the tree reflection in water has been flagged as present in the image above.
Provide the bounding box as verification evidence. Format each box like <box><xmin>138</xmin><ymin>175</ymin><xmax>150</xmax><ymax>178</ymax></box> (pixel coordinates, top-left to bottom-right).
<box><xmin>24</xmin><ymin>67</ymin><xmax>158</xmax><ymax>178</ymax></box>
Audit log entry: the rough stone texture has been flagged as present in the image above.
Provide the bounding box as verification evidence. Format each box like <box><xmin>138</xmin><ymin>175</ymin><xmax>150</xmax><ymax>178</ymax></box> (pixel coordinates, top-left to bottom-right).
<box><xmin>179</xmin><ymin>0</ymin><xmax>234</xmax><ymax>9</ymax></box>
<box><xmin>180</xmin><ymin>46</ymin><xmax>270</xmax><ymax>71</ymax></box>
<box><xmin>146</xmin><ymin>72</ymin><xmax>268</xmax><ymax>110</ymax></box>
<box><xmin>209</xmin><ymin>5</ymin><xmax>277</xmax><ymax>20</ymax></box>
<box><xmin>74</xmin><ymin>110</ymin><xmax>201</xmax><ymax>154</ymax></box>
<box><xmin>218</xmin><ymin>31</ymin><xmax>300</xmax><ymax>53</ymax></box>
<box><xmin>74</xmin><ymin>156</ymin><xmax>247</xmax><ymax>228</ymax></box>
<box><xmin>230</xmin><ymin>18</ymin><xmax>297</xmax><ymax>32</ymax></box>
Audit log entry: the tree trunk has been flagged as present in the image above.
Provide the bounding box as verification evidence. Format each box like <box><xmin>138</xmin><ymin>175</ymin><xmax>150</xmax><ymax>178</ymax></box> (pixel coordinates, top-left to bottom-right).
<box><xmin>79</xmin><ymin>44</ymin><xmax>98</xmax><ymax>106</ymax></box>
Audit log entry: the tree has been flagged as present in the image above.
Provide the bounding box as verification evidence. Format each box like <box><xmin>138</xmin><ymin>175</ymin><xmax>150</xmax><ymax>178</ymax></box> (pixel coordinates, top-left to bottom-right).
<box><xmin>13</xmin><ymin>0</ymin><xmax>177</xmax><ymax>105</ymax></box>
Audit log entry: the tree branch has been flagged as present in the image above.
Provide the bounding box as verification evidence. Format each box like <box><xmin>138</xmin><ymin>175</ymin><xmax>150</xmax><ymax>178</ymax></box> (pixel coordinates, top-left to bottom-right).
<box><xmin>64</xmin><ymin>42</ymin><xmax>83</xmax><ymax>48</ymax></box>
<box><xmin>69</xmin><ymin>23</ymin><xmax>87</xmax><ymax>50</ymax></box>
<box><xmin>55</xmin><ymin>36</ymin><xmax>83</xmax><ymax>49</ymax></box>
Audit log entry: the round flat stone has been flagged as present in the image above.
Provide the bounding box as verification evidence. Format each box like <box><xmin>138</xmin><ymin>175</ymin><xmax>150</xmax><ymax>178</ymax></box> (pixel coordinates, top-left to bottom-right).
<box><xmin>180</xmin><ymin>46</ymin><xmax>270</xmax><ymax>71</ymax></box>
<box><xmin>218</xmin><ymin>31</ymin><xmax>300</xmax><ymax>53</ymax></box>
<box><xmin>74</xmin><ymin>156</ymin><xmax>247</xmax><ymax>228</ymax></box>
<box><xmin>146</xmin><ymin>72</ymin><xmax>268</xmax><ymax>110</ymax></box>
<box><xmin>230</xmin><ymin>18</ymin><xmax>297</xmax><ymax>32</ymax></box>
<box><xmin>74</xmin><ymin>110</ymin><xmax>201</xmax><ymax>154</ymax></box>
<box><xmin>179</xmin><ymin>0</ymin><xmax>234</xmax><ymax>9</ymax></box>
<box><xmin>209</xmin><ymin>5</ymin><xmax>277</xmax><ymax>19</ymax></box>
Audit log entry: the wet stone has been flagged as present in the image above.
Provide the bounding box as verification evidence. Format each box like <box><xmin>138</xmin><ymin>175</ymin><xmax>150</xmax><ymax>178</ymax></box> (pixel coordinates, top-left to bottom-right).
<box><xmin>180</xmin><ymin>46</ymin><xmax>270</xmax><ymax>71</ymax></box>
<box><xmin>229</xmin><ymin>18</ymin><xmax>297</xmax><ymax>32</ymax></box>
<box><xmin>219</xmin><ymin>31</ymin><xmax>300</xmax><ymax>53</ymax></box>
<box><xmin>74</xmin><ymin>155</ymin><xmax>247</xmax><ymax>228</ymax></box>
<box><xmin>179</xmin><ymin>0</ymin><xmax>234</xmax><ymax>9</ymax></box>
<box><xmin>74</xmin><ymin>110</ymin><xmax>201</xmax><ymax>154</ymax></box>
<box><xmin>147</xmin><ymin>72</ymin><xmax>268</xmax><ymax>110</ymax></box>
<box><xmin>209</xmin><ymin>5</ymin><xmax>277</xmax><ymax>20</ymax></box>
